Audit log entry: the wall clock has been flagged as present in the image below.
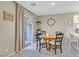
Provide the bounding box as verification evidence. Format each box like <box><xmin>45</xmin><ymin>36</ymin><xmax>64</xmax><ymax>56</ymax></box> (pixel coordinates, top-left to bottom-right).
<box><xmin>47</xmin><ymin>18</ymin><xmax>56</xmax><ymax>26</ymax></box>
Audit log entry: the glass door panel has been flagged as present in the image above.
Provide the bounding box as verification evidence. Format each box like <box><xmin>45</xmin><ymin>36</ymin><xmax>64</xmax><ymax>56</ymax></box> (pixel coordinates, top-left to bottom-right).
<box><xmin>23</xmin><ymin>17</ymin><xmax>32</xmax><ymax>46</ymax></box>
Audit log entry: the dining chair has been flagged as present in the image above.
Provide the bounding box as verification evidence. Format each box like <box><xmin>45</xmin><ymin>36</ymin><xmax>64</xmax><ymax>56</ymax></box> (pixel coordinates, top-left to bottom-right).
<box><xmin>67</xmin><ymin>32</ymin><xmax>78</xmax><ymax>49</ymax></box>
<box><xmin>41</xmin><ymin>31</ymin><xmax>46</xmax><ymax>35</ymax></box>
<box><xmin>38</xmin><ymin>39</ymin><xmax>48</xmax><ymax>52</ymax></box>
<box><xmin>35</xmin><ymin>31</ymin><xmax>41</xmax><ymax>49</ymax></box>
<box><xmin>55</xmin><ymin>33</ymin><xmax>64</xmax><ymax>54</ymax></box>
<box><xmin>56</xmin><ymin>31</ymin><xmax>62</xmax><ymax>34</ymax></box>
<box><xmin>50</xmin><ymin>32</ymin><xmax>64</xmax><ymax>55</ymax></box>
<box><xmin>38</xmin><ymin>31</ymin><xmax>47</xmax><ymax>52</ymax></box>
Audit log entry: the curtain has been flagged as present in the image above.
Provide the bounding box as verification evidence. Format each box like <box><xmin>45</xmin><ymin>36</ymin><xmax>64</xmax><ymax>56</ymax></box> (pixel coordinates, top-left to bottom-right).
<box><xmin>15</xmin><ymin>4</ymin><xmax>24</xmax><ymax>53</ymax></box>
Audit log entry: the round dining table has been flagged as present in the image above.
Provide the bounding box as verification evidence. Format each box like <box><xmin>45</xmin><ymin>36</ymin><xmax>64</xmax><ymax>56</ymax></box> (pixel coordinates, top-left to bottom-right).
<box><xmin>39</xmin><ymin>34</ymin><xmax>56</xmax><ymax>51</ymax></box>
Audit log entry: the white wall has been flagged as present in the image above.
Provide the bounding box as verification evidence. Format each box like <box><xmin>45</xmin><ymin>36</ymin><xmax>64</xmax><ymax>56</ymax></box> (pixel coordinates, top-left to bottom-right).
<box><xmin>40</xmin><ymin>12</ymin><xmax>79</xmax><ymax>35</ymax></box>
<box><xmin>0</xmin><ymin>2</ymin><xmax>16</xmax><ymax>56</ymax></box>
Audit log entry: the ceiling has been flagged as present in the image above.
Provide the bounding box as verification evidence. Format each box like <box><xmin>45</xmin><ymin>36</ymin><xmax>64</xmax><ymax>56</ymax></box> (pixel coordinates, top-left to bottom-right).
<box><xmin>16</xmin><ymin>1</ymin><xmax>79</xmax><ymax>16</ymax></box>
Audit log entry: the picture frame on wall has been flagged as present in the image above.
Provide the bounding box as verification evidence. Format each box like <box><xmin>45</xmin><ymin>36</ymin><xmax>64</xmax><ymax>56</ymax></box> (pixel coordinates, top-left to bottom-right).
<box><xmin>3</xmin><ymin>11</ymin><xmax>13</xmax><ymax>21</ymax></box>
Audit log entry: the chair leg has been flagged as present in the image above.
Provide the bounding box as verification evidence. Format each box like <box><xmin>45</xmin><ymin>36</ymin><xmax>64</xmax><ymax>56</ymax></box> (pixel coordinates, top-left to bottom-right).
<box><xmin>36</xmin><ymin>42</ymin><xmax>38</xmax><ymax>49</ymax></box>
<box><xmin>55</xmin><ymin>47</ymin><xmax>56</xmax><ymax>55</ymax></box>
<box><xmin>75</xmin><ymin>41</ymin><xmax>78</xmax><ymax>49</ymax></box>
<box><xmin>54</xmin><ymin>44</ymin><xmax>56</xmax><ymax>55</ymax></box>
<box><xmin>76</xmin><ymin>42</ymin><xmax>77</xmax><ymax>47</ymax></box>
<box><xmin>36</xmin><ymin>40</ymin><xmax>39</xmax><ymax>49</ymax></box>
<box><xmin>69</xmin><ymin>41</ymin><xmax>72</xmax><ymax>48</ymax></box>
<box><xmin>39</xmin><ymin>44</ymin><xmax>41</xmax><ymax>52</ymax></box>
<box><xmin>46</xmin><ymin>43</ymin><xmax>47</xmax><ymax>50</ymax></box>
<box><xmin>55</xmin><ymin>42</ymin><xmax>56</xmax><ymax>55</ymax></box>
<box><xmin>60</xmin><ymin>45</ymin><xmax>62</xmax><ymax>53</ymax></box>
<box><xmin>76</xmin><ymin>41</ymin><xmax>79</xmax><ymax>49</ymax></box>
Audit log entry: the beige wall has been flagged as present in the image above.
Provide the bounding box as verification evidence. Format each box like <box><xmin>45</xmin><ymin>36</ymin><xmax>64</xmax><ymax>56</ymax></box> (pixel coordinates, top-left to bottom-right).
<box><xmin>0</xmin><ymin>2</ymin><xmax>16</xmax><ymax>56</ymax></box>
<box><xmin>39</xmin><ymin>12</ymin><xmax>79</xmax><ymax>34</ymax></box>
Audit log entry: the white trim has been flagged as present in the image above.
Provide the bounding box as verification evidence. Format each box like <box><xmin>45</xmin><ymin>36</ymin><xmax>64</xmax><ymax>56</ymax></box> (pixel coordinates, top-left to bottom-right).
<box><xmin>6</xmin><ymin>52</ymin><xmax>16</xmax><ymax>57</ymax></box>
<box><xmin>6</xmin><ymin>48</ymin><xmax>26</xmax><ymax>57</ymax></box>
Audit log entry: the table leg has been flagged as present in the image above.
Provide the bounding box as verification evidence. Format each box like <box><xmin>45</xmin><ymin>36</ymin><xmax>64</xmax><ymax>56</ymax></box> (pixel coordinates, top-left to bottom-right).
<box><xmin>46</xmin><ymin>43</ymin><xmax>51</xmax><ymax>51</ymax></box>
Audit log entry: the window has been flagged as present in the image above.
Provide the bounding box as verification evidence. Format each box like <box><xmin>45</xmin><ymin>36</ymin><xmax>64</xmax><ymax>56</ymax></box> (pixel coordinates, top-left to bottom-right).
<box><xmin>73</xmin><ymin>15</ymin><xmax>79</xmax><ymax>33</ymax></box>
<box><xmin>73</xmin><ymin>15</ymin><xmax>79</xmax><ymax>24</ymax></box>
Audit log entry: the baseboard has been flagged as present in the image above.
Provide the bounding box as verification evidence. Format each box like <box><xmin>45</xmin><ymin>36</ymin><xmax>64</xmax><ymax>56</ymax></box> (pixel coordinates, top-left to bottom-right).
<box><xmin>6</xmin><ymin>51</ymin><xmax>16</xmax><ymax>57</ymax></box>
<box><xmin>6</xmin><ymin>44</ymin><xmax>32</xmax><ymax>57</ymax></box>
<box><xmin>6</xmin><ymin>47</ymin><xmax>27</xmax><ymax>57</ymax></box>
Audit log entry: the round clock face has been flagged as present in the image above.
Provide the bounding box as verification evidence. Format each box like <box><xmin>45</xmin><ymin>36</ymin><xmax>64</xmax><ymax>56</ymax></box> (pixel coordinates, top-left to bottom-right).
<box><xmin>47</xmin><ymin>18</ymin><xmax>56</xmax><ymax>26</ymax></box>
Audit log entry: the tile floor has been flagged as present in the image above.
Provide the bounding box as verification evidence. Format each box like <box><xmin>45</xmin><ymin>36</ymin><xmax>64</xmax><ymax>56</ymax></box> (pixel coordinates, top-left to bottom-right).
<box><xmin>11</xmin><ymin>37</ymin><xmax>79</xmax><ymax>57</ymax></box>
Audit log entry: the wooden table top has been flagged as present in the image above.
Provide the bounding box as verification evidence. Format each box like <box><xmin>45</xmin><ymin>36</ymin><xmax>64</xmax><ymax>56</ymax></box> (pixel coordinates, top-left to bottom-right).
<box><xmin>40</xmin><ymin>34</ymin><xmax>56</xmax><ymax>41</ymax></box>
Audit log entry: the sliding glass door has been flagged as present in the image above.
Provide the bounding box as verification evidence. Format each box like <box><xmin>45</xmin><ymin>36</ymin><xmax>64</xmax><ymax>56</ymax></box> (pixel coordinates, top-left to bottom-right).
<box><xmin>23</xmin><ymin>17</ymin><xmax>32</xmax><ymax>47</ymax></box>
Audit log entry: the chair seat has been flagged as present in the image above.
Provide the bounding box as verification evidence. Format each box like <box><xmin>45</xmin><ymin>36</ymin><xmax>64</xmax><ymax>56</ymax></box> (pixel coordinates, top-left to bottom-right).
<box><xmin>49</xmin><ymin>40</ymin><xmax>55</xmax><ymax>45</ymax></box>
<box><xmin>69</xmin><ymin>40</ymin><xmax>78</xmax><ymax>41</ymax></box>
<box><xmin>41</xmin><ymin>39</ymin><xmax>48</xmax><ymax>43</ymax></box>
<box><xmin>41</xmin><ymin>42</ymin><xmax>47</xmax><ymax>45</ymax></box>
<box><xmin>69</xmin><ymin>39</ymin><xmax>78</xmax><ymax>42</ymax></box>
